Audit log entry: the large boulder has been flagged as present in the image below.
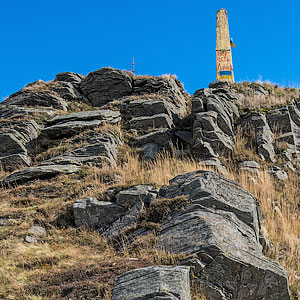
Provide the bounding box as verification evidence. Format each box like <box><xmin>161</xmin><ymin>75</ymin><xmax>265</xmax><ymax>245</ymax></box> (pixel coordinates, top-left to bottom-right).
<box><xmin>112</xmin><ymin>266</ymin><xmax>191</xmax><ymax>300</ymax></box>
<box><xmin>159</xmin><ymin>170</ymin><xmax>261</xmax><ymax>237</ymax></box>
<box><xmin>157</xmin><ymin>170</ymin><xmax>290</xmax><ymax>300</ymax></box>
<box><xmin>80</xmin><ymin>67</ymin><xmax>133</xmax><ymax>106</ymax></box>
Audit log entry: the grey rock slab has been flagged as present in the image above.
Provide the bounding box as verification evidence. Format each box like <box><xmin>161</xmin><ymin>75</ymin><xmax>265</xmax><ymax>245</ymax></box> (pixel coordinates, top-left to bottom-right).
<box><xmin>80</xmin><ymin>67</ymin><xmax>133</xmax><ymax>106</ymax></box>
<box><xmin>192</xmin><ymin>140</ymin><xmax>218</xmax><ymax>160</ymax></box>
<box><xmin>116</xmin><ymin>185</ymin><xmax>158</xmax><ymax>209</ymax></box>
<box><xmin>3</xmin><ymin>90</ymin><xmax>68</xmax><ymax>111</ymax></box>
<box><xmin>208</xmin><ymin>81</ymin><xmax>230</xmax><ymax>89</ymax></box>
<box><xmin>1</xmin><ymin>164</ymin><xmax>80</xmax><ymax>186</ymax></box>
<box><xmin>157</xmin><ymin>205</ymin><xmax>290</xmax><ymax>300</ymax></box>
<box><xmin>133</xmin><ymin>129</ymin><xmax>173</xmax><ymax>147</ymax></box>
<box><xmin>41</xmin><ymin>120</ymin><xmax>102</xmax><ymax>140</ymax></box>
<box><xmin>120</xmin><ymin>98</ymin><xmax>175</xmax><ymax>121</ymax></box>
<box><xmin>0</xmin><ymin>119</ymin><xmax>40</xmax><ymax>145</ymax></box>
<box><xmin>73</xmin><ymin>197</ymin><xmax>126</xmax><ymax>227</ymax></box>
<box><xmin>42</xmin><ymin>144</ymin><xmax>116</xmax><ymax>168</ymax></box>
<box><xmin>51</xmin><ymin>81</ymin><xmax>79</xmax><ymax>101</ymax></box>
<box><xmin>129</xmin><ymin>113</ymin><xmax>173</xmax><ymax>131</ymax></box>
<box><xmin>48</xmin><ymin>109</ymin><xmax>121</xmax><ymax>126</ymax></box>
<box><xmin>112</xmin><ymin>266</ymin><xmax>191</xmax><ymax>300</ymax></box>
<box><xmin>239</xmin><ymin>160</ymin><xmax>261</xmax><ymax>174</ymax></box>
<box><xmin>159</xmin><ymin>170</ymin><xmax>261</xmax><ymax>239</ymax></box>
<box><xmin>267</xmin><ymin>107</ymin><xmax>294</xmax><ymax>134</ymax></box>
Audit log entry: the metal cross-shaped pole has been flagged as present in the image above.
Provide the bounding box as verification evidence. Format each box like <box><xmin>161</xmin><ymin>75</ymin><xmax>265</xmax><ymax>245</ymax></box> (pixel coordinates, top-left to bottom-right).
<box><xmin>127</xmin><ymin>56</ymin><xmax>139</xmax><ymax>74</ymax></box>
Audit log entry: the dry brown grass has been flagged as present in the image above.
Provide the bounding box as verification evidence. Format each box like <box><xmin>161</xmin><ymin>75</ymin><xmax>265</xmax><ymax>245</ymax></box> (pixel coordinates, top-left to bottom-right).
<box><xmin>232</xmin><ymin>81</ymin><xmax>300</xmax><ymax>111</ymax></box>
<box><xmin>0</xmin><ymin>142</ymin><xmax>299</xmax><ymax>298</ymax></box>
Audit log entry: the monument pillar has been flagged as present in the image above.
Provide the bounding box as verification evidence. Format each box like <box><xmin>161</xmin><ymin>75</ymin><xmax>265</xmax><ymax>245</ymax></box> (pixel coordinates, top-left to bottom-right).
<box><xmin>216</xmin><ymin>9</ymin><xmax>234</xmax><ymax>82</ymax></box>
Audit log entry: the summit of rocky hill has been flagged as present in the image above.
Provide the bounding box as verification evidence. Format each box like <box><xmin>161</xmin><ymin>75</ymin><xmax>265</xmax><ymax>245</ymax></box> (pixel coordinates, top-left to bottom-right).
<box><xmin>0</xmin><ymin>67</ymin><xmax>299</xmax><ymax>300</ymax></box>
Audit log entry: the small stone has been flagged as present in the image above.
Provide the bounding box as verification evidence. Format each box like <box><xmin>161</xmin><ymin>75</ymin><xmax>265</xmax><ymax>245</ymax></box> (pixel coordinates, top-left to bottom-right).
<box><xmin>28</xmin><ymin>225</ymin><xmax>47</xmax><ymax>237</ymax></box>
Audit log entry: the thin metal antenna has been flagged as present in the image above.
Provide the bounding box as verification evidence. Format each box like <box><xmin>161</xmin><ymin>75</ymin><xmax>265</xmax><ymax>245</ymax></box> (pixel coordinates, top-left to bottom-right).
<box><xmin>127</xmin><ymin>56</ymin><xmax>139</xmax><ymax>74</ymax></box>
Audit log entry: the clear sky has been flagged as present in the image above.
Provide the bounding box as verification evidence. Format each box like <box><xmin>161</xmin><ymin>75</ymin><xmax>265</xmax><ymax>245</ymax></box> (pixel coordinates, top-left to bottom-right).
<box><xmin>0</xmin><ymin>0</ymin><xmax>299</xmax><ymax>99</ymax></box>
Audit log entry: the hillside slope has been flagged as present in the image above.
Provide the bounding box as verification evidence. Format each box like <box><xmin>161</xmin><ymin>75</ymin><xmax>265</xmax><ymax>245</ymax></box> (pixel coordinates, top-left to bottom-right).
<box><xmin>0</xmin><ymin>67</ymin><xmax>299</xmax><ymax>300</ymax></box>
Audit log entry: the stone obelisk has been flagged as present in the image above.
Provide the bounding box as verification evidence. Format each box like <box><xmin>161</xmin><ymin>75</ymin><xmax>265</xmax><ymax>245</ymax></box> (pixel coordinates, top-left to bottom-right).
<box><xmin>216</xmin><ymin>9</ymin><xmax>234</xmax><ymax>82</ymax></box>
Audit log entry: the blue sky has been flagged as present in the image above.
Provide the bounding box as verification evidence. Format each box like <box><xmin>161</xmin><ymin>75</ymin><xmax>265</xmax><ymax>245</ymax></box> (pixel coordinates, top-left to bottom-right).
<box><xmin>0</xmin><ymin>0</ymin><xmax>299</xmax><ymax>99</ymax></box>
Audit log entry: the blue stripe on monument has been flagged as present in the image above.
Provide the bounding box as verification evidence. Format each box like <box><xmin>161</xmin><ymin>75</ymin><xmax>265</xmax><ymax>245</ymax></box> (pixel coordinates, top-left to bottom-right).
<box><xmin>219</xmin><ymin>71</ymin><xmax>232</xmax><ymax>75</ymax></box>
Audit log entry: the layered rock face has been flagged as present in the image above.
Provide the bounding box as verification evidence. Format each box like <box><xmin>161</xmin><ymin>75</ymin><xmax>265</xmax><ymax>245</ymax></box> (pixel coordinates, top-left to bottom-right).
<box><xmin>0</xmin><ymin>119</ymin><xmax>40</xmax><ymax>171</ymax></box>
<box><xmin>191</xmin><ymin>82</ymin><xmax>241</xmax><ymax>158</ymax></box>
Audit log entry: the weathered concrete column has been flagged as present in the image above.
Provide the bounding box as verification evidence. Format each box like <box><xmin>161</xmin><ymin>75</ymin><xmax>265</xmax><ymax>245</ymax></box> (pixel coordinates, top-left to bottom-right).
<box><xmin>216</xmin><ymin>8</ymin><xmax>234</xmax><ymax>82</ymax></box>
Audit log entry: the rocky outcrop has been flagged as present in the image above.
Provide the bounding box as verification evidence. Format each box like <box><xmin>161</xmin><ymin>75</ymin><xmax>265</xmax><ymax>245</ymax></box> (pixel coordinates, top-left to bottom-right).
<box><xmin>73</xmin><ymin>185</ymin><xmax>158</xmax><ymax>235</ymax></box>
<box><xmin>112</xmin><ymin>266</ymin><xmax>191</xmax><ymax>300</ymax></box>
<box><xmin>159</xmin><ymin>171</ymin><xmax>262</xmax><ymax>238</ymax></box>
<box><xmin>0</xmin><ymin>119</ymin><xmax>40</xmax><ymax>171</ymax></box>
<box><xmin>80</xmin><ymin>67</ymin><xmax>187</xmax><ymax>115</ymax></box>
<box><xmin>191</xmin><ymin>86</ymin><xmax>240</xmax><ymax>159</ymax></box>
<box><xmin>157</xmin><ymin>170</ymin><xmax>290</xmax><ymax>300</ymax></box>
<box><xmin>120</xmin><ymin>97</ymin><xmax>181</xmax><ymax>159</ymax></box>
